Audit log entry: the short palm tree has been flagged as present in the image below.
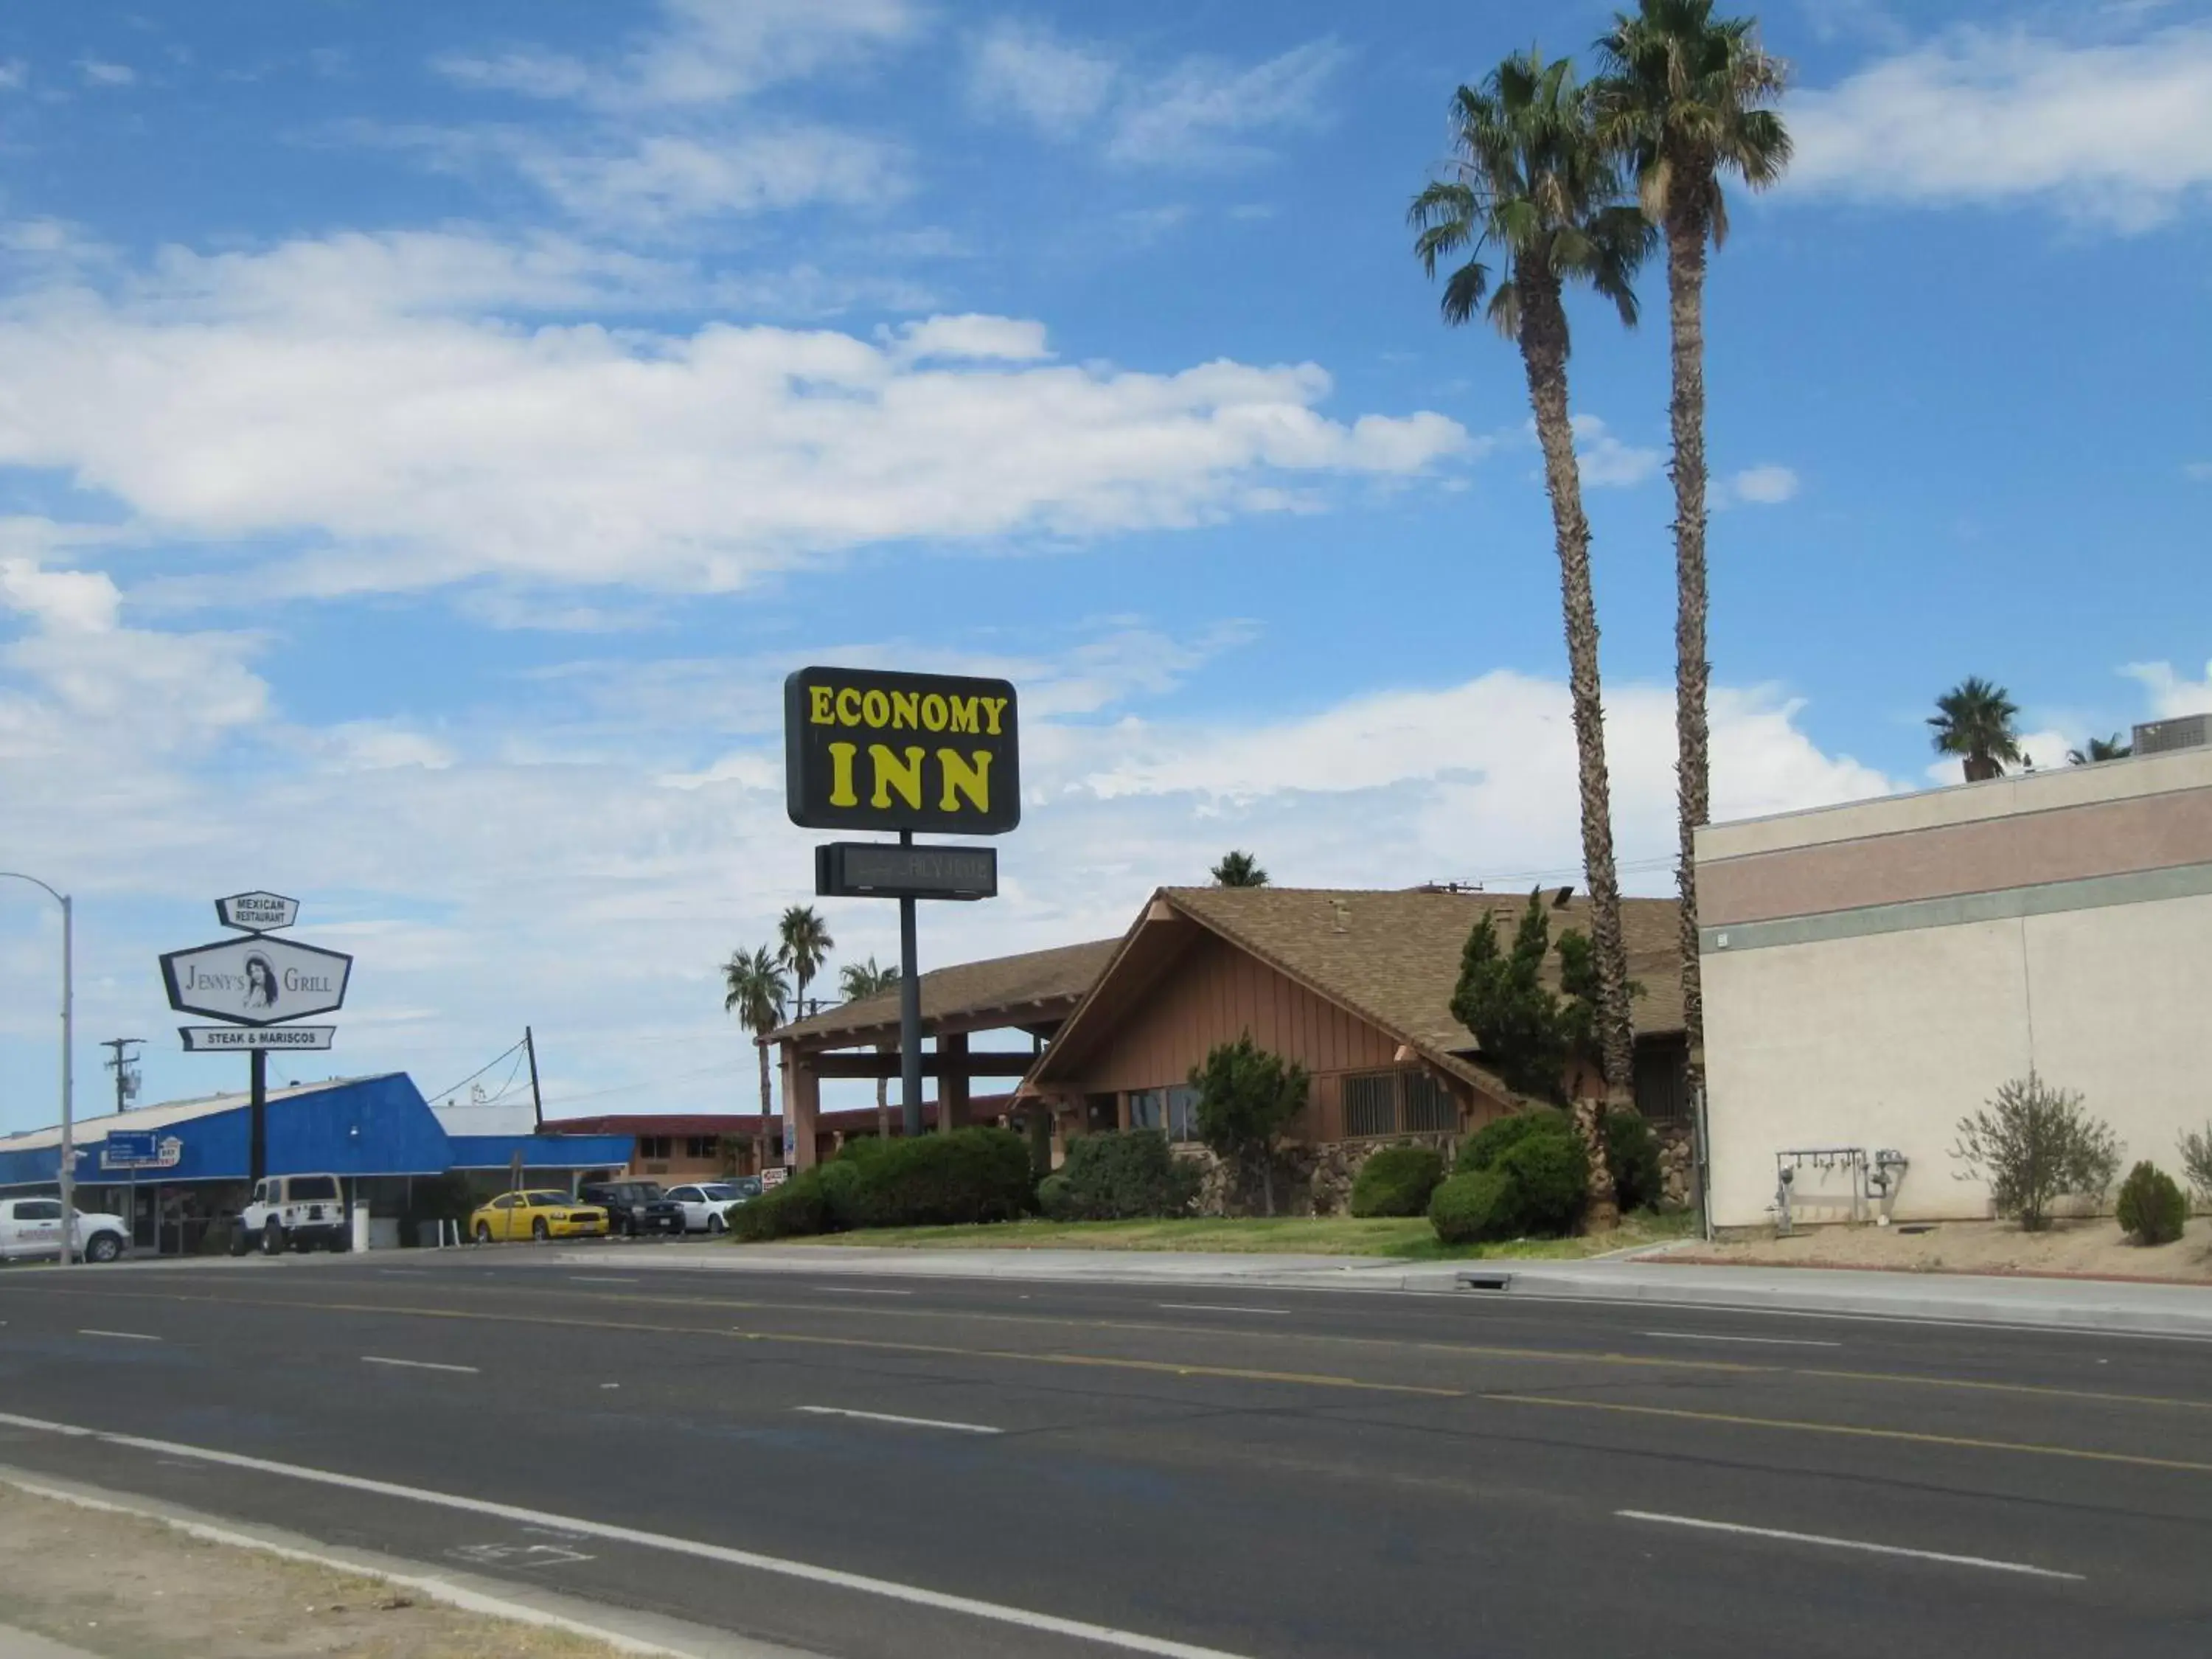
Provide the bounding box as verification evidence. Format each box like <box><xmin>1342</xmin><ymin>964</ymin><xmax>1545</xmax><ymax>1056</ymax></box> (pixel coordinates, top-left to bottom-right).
<box><xmin>721</xmin><ymin>945</ymin><xmax>789</xmax><ymax>1176</ymax></box>
<box><xmin>838</xmin><ymin>956</ymin><xmax>901</xmax><ymax>1141</ymax></box>
<box><xmin>2067</xmin><ymin>734</ymin><xmax>2132</xmax><ymax>765</ymax></box>
<box><xmin>1411</xmin><ymin>49</ymin><xmax>1654</xmax><ymax>1227</ymax></box>
<box><xmin>1211</xmin><ymin>850</ymin><xmax>1269</xmax><ymax>888</ymax></box>
<box><xmin>777</xmin><ymin>905</ymin><xmax>834</xmax><ymax>1020</ymax></box>
<box><xmin>1929</xmin><ymin>678</ymin><xmax>2023</xmax><ymax>782</ymax></box>
<box><xmin>1594</xmin><ymin>0</ymin><xmax>1788</xmax><ymax>1101</ymax></box>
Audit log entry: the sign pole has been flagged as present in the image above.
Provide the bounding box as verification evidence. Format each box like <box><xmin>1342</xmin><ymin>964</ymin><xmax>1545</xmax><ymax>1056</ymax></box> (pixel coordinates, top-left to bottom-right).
<box><xmin>898</xmin><ymin>829</ymin><xmax>922</xmax><ymax>1140</ymax></box>
<box><xmin>248</xmin><ymin>1046</ymin><xmax>267</xmax><ymax>1184</ymax></box>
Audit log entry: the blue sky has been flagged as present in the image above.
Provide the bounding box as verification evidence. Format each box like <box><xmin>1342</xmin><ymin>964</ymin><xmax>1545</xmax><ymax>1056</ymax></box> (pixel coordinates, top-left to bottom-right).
<box><xmin>2</xmin><ymin>0</ymin><xmax>2209</xmax><ymax>1129</ymax></box>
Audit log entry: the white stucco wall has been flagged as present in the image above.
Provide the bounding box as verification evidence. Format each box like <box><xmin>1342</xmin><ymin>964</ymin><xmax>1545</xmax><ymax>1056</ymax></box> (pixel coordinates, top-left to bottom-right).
<box><xmin>1703</xmin><ymin>891</ymin><xmax>2212</xmax><ymax>1228</ymax></box>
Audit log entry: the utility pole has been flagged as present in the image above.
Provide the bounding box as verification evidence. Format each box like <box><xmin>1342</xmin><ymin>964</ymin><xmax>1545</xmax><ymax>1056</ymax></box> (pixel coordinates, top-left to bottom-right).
<box><xmin>524</xmin><ymin>1026</ymin><xmax>543</xmax><ymax>1130</ymax></box>
<box><xmin>101</xmin><ymin>1037</ymin><xmax>142</xmax><ymax>1115</ymax></box>
<box><xmin>1</xmin><ymin>874</ymin><xmax>73</xmax><ymax>1266</ymax></box>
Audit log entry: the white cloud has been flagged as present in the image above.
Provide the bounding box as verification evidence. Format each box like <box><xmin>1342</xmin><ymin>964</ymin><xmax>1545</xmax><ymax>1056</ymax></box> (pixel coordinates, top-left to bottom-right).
<box><xmin>1108</xmin><ymin>40</ymin><xmax>1347</xmax><ymax>167</ymax></box>
<box><xmin>1569</xmin><ymin>415</ymin><xmax>1662</xmax><ymax>489</ymax></box>
<box><xmin>1730</xmin><ymin>464</ymin><xmax>1800</xmax><ymax>504</ymax></box>
<box><xmin>2124</xmin><ymin>659</ymin><xmax>2212</xmax><ymax>717</ymax></box>
<box><xmin>967</xmin><ymin>21</ymin><xmax>1118</xmax><ymax>137</ymax></box>
<box><xmin>435</xmin><ymin>0</ymin><xmax>918</xmax><ymax>112</ymax></box>
<box><xmin>2185</xmin><ymin>461</ymin><xmax>2212</xmax><ymax>481</ymax></box>
<box><xmin>504</xmin><ymin>126</ymin><xmax>898</xmax><ymax>227</ymax></box>
<box><xmin>0</xmin><ymin>234</ymin><xmax>1469</xmax><ymax>599</ymax></box>
<box><xmin>1788</xmin><ymin>24</ymin><xmax>2212</xmax><ymax>229</ymax></box>
<box><xmin>0</xmin><ymin>557</ymin><xmax>119</xmax><ymax>633</ymax></box>
<box><xmin>79</xmin><ymin>59</ymin><xmax>136</xmax><ymax>88</ymax></box>
<box><xmin>0</xmin><ymin>60</ymin><xmax>27</xmax><ymax>91</ymax></box>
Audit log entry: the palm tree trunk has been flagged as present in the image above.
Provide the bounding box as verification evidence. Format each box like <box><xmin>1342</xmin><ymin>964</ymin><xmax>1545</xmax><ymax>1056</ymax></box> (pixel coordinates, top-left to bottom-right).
<box><xmin>1666</xmin><ymin>206</ymin><xmax>1712</xmax><ymax>1113</ymax></box>
<box><xmin>1518</xmin><ymin>275</ymin><xmax>1626</xmax><ymax>1228</ymax></box>
<box><xmin>754</xmin><ymin>1038</ymin><xmax>773</xmax><ymax>1176</ymax></box>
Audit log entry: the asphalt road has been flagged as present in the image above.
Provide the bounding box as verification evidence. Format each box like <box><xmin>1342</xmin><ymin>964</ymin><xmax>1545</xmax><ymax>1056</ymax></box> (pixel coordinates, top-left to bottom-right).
<box><xmin>3</xmin><ymin>1248</ymin><xmax>2211</xmax><ymax>1658</ymax></box>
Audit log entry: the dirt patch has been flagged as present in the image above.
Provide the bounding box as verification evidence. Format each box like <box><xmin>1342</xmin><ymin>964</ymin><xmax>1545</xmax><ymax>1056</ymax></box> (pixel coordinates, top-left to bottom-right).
<box><xmin>0</xmin><ymin>1483</ymin><xmax>634</xmax><ymax>1659</ymax></box>
<box><xmin>1673</xmin><ymin>1216</ymin><xmax>2212</xmax><ymax>1282</ymax></box>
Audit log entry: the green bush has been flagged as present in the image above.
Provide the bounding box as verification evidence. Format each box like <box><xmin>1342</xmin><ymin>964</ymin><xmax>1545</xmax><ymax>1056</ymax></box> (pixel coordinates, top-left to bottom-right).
<box><xmin>728</xmin><ymin>1169</ymin><xmax>832</xmax><ymax>1240</ymax></box>
<box><xmin>831</xmin><ymin>1127</ymin><xmax>1037</xmax><ymax>1229</ymax></box>
<box><xmin>2117</xmin><ymin>1161</ymin><xmax>2188</xmax><ymax>1246</ymax></box>
<box><xmin>1496</xmin><ymin>1127</ymin><xmax>1590</xmax><ymax>1237</ymax></box>
<box><xmin>1349</xmin><ymin>1147</ymin><xmax>1447</xmax><ymax>1218</ymax></box>
<box><xmin>1429</xmin><ymin>1169</ymin><xmax>1521</xmax><ymax>1245</ymax></box>
<box><xmin>1952</xmin><ymin>1073</ymin><xmax>2122</xmax><ymax>1231</ymax></box>
<box><xmin>1044</xmin><ymin>1130</ymin><xmax>1200</xmax><ymax>1220</ymax></box>
<box><xmin>1458</xmin><ymin>1107</ymin><xmax>1575</xmax><ymax>1175</ymax></box>
<box><xmin>1604</xmin><ymin>1109</ymin><xmax>1664</xmax><ymax>1214</ymax></box>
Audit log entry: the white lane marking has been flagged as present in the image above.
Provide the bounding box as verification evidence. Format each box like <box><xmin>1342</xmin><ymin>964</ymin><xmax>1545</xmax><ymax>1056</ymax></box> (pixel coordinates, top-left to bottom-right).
<box><xmin>1617</xmin><ymin>1510</ymin><xmax>2084</xmax><ymax>1580</ymax></box>
<box><xmin>76</xmin><ymin>1329</ymin><xmax>160</xmax><ymax>1343</ymax></box>
<box><xmin>1641</xmin><ymin>1331</ymin><xmax>1842</xmax><ymax>1349</ymax></box>
<box><xmin>363</xmin><ymin>1356</ymin><xmax>480</xmax><ymax>1376</ymax></box>
<box><xmin>567</xmin><ymin>1276</ymin><xmax>637</xmax><ymax>1285</ymax></box>
<box><xmin>0</xmin><ymin>1411</ymin><xmax>1245</xmax><ymax>1659</ymax></box>
<box><xmin>795</xmin><ymin>1406</ymin><xmax>1002</xmax><ymax>1436</ymax></box>
<box><xmin>1158</xmin><ymin>1304</ymin><xmax>1291</xmax><ymax>1317</ymax></box>
<box><xmin>810</xmin><ymin>1286</ymin><xmax>912</xmax><ymax>1296</ymax></box>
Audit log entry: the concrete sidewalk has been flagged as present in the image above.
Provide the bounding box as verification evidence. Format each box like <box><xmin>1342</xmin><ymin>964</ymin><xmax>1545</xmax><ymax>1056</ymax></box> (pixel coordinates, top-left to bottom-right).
<box><xmin>565</xmin><ymin>1242</ymin><xmax>2212</xmax><ymax>1339</ymax></box>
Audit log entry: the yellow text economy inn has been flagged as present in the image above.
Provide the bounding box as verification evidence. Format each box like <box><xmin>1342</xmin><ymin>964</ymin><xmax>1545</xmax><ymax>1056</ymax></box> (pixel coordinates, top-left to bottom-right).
<box><xmin>784</xmin><ymin>667</ymin><xmax>1021</xmax><ymax>835</ymax></box>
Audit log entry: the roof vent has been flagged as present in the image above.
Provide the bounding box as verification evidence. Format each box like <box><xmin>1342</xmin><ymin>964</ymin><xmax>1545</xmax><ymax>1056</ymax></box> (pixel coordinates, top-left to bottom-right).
<box><xmin>1330</xmin><ymin>899</ymin><xmax>1350</xmax><ymax>933</ymax></box>
<box><xmin>2134</xmin><ymin>714</ymin><xmax>2211</xmax><ymax>756</ymax></box>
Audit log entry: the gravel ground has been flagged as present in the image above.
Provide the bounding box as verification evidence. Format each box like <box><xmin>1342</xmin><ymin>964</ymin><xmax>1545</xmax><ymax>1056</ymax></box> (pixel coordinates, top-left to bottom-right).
<box><xmin>1680</xmin><ymin>1215</ymin><xmax>2212</xmax><ymax>1280</ymax></box>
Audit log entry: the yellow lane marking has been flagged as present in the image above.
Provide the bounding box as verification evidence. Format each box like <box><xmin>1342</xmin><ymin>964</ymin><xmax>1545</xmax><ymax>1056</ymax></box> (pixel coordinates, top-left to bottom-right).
<box><xmin>1481</xmin><ymin>1393</ymin><xmax>2212</xmax><ymax>1476</ymax></box>
<box><xmin>1795</xmin><ymin>1367</ymin><xmax>2212</xmax><ymax>1415</ymax></box>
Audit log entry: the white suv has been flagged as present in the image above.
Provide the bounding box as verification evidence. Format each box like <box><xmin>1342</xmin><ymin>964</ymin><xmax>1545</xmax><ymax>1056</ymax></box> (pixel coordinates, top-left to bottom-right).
<box><xmin>0</xmin><ymin>1197</ymin><xmax>128</xmax><ymax>1264</ymax></box>
<box><xmin>232</xmin><ymin>1173</ymin><xmax>349</xmax><ymax>1255</ymax></box>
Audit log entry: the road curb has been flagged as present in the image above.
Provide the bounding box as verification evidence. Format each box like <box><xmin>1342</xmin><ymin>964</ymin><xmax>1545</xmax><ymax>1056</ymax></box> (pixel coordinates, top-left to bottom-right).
<box><xmin>0</xmin><ymin>1467</ymin><xmax>820</xmax><ymax>1659</ymax></box>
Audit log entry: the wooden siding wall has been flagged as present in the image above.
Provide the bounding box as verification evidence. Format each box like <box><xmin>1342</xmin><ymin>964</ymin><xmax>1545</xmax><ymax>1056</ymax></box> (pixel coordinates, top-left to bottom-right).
<box><xmin>1072</xmin><ymin>933</ymin><xmax>1408</xmax><ymax>1138</ymax></box>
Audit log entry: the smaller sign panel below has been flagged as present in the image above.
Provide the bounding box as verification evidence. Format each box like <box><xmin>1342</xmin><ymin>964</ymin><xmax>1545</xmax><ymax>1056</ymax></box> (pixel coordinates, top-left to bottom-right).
<box><xmin>815</xmin><ymin>841</ymin><xmax>998</xmax><ymax>901</ymax></box>
<box><xmin>104</xmin><ymin>1130</ymin><xmax>160</xmax><ymax>1166</ymax></box>
<box><xmin>179</xmin><ymin>1024</ymin><xmax>337</xmax><ymax>1052</ymax></box>
<box><xmin>216</xmin><ymin>891</ymin><xmax>300</xmax><ymax>933</ymax></box>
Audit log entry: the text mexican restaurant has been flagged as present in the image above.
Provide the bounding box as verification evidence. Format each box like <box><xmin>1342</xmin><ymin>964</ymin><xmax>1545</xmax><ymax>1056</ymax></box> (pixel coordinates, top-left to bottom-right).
<box><xmin>803</xmin><ymin>681</ymin><xmax>1008</xmax><ymax>813</ymax></box>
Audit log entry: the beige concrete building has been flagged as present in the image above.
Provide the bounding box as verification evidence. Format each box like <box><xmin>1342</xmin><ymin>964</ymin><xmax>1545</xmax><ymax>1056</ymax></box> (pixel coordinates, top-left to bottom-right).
<box><xmin>1697</xmin><ymin>739</ymin><xmax>2212</xmax><ymax>1229</ymax></box>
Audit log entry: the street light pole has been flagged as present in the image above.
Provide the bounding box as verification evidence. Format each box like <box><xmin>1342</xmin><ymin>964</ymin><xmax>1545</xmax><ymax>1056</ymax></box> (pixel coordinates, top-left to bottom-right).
<box><xmin>1</xmin><ymin>873</ymin><xmax>74</xmax><ymax>1267</ymax></box>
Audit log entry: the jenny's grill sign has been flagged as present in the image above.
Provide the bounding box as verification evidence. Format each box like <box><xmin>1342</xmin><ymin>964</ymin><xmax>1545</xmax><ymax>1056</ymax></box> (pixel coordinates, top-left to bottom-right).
<box><xmin>785</xmin><ymin>667</ymin><xmax>1020</xmax><ymax>835</ymax></box>
<box><xmin>160</xmin><ymin>935</ymin><xmax>353</xmax><ymax>1027</ymax></box>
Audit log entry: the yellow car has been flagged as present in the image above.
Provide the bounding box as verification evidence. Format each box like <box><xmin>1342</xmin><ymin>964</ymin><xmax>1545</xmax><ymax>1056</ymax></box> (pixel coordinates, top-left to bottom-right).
<box><xmin>469</xmin><ymin>1189</ymin><xmax>609</xmax><ymax>1244</ymax></box>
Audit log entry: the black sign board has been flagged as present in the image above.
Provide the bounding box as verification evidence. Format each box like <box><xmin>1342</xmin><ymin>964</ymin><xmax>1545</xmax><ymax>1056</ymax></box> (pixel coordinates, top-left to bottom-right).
<box><xmin>785</xmin><ymin>667</ymin><xmax>1020</xmax><ymax>835</ymax></box>
<box><xmin>816</xmin><ymin>841</ymin><xmax>997</xmax><ymax>901</ymax></box>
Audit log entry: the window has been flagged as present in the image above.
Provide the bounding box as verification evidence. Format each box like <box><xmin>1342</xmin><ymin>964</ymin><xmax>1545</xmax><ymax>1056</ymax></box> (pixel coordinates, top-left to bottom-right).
<box><xmin>14</xmin><ymin>1200</ymin><xmax>61</xmax><ymax>1221</ymax></box>
<box><xmin>684</xmin><ymin>1135</ymin><xmax>718</xmax><ymax>1159</ymax></box>
<box><xmin>1166</xmin><ymin>1085</ymin><xmax>1202</xmax><ymax>1143</ymax></box>
<box><xmin>1342</xmin><ymin>1072</ymin><xmax>1397</xmax><ymax>1138</ymax></box>
<box><xmin>637</xmin><ymin>1135</ymin><xmax>672</xmax><ymax>1160</ymax></box>
<box><xmin>1402</xmin><ymin>1071</ymin><xmax>1458</xmax><ymax>1134</ymax></box>
<box><xmin>289</xmin><ymin>1175</ymin><xmax>339</xmax><ymax>1201</ymax></box>
<box><xmin>1127</xmin><ymin>1091</ymin><xmax>1163</xmax><ymax>1131</ymax></box>
<box><xmin>492</xmin><ymin>1194</ymin><xmax>518</xmax><ymax>1210</ymax></box>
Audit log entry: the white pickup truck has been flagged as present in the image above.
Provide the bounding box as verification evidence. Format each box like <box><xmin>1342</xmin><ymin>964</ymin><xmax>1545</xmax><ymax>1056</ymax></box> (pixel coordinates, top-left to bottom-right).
<box><xmin>0</xmin><ymin>1197</ymin><xmax>128</xmax><ymax>1264</ymax></box>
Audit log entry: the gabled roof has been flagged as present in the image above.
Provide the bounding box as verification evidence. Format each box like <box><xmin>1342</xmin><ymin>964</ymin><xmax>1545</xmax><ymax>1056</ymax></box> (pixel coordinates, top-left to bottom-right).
<box><xmin>768</xmin><ymin>938</ymin><xmax>1119</xmax><ymax>1050</ymax></box>
<box><xmin>1026</xmin><ymin>886</ymin><xmax>1683</xmax><ymax>1096</ymax></box>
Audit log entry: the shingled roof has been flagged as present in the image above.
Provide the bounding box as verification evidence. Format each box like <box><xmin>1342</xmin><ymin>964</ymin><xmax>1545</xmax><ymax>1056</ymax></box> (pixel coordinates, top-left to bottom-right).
<box><xmin>768</xmin><ymin>936</ymin><xmax>1119</xmax><ymax>1050</ymax></box>
<box><xmin>1029</xmin><ymin>886</ymin><xmax>1683</xmax><ymax>1096</ymax></box>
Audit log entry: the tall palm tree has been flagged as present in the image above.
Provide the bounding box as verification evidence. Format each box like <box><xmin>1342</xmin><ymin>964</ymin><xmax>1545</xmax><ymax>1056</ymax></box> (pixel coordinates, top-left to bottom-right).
<box><xmin>1411</xmin><ymin>49</ymin><xmax>1653</xmax><ymax>1226</ymax></box>
<box><xmin>776</xmin><ymin>904</ymin><xmax>834</xmax><ymax>1021</ymax></box>
<box><xmin>1929</xmin><ymin>678</ymin><xmax>2023</xmax><ymax>782</ymax></box>
<box><xmin>1594</xmin><ymin>1</ymin><xmax>1789</xmax><ymax>1105</ymax></box>
<box><xmin>838</xmin><ymin>956</ymin><xmax>901</xmax><ymax>1141</ymax></box>
<box><xmin>1210</xmin><ymin>850</ymin><xmax>1270</xmax><ymax>888</ymax></box>
<box><xmin>721</xmin><ymin>945</ymin><xmax>789</xmax><ymax>1176</ymax></box>
<box><xmin>2067</xmin><ymin>734</ymin><xmax>2132</xmax><ymax>765</ymax></box>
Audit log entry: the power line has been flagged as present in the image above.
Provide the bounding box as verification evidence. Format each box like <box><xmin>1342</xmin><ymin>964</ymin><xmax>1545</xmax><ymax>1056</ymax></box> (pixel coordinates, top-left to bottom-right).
<box><xmin>425</xmin><ymin>1039</ymin><xmax>526</xmax><ymax>1107</ymax></box>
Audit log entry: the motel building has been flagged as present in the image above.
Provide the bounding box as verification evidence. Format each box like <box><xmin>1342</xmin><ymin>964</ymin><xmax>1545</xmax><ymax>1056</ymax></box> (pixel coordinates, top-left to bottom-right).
<box><xmin>769</xmin><ymin>886</ymin><xmax>1694</xmax><ymax>1208</ymax></box>
<box><xmin>1697</xmin><ymin>720</ymin><xmax>2212</xmax><ymax>1229</ymax></box>
<box><xmin>0</xmin><ymin>1074</ymin><xmax>634</xmax><ymax>1254</ymax></box>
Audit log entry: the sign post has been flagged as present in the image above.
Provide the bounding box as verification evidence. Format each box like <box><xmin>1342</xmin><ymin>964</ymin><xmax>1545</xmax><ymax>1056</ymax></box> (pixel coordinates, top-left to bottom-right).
<box><xmin>785</xmin><ymin>668</ymin><xmax>1020</xmax><ymax>1142</ymax></box>
<box><xmin>160</xmin><ymin>892</ymin><xmax>351</xmax><ymax>1186</ymax></box>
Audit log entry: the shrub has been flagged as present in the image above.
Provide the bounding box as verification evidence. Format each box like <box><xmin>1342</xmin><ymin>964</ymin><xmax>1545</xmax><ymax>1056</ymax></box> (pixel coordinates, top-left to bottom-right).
<box><xmin>1429</xmin><ymin>1169</ymin><xmax>1522</xmax><ymax>1245</ymax></box>
<box><xmin>1349</xmin><ymin>1147</ymin><xmax>1447</xmax><ymax>1218</ymax></box>
<box><xmin>1191</xmin><ymin>1035</ymin><xmax>1310</xmax><ymax>1217</ymax></box>
<box><xmin>1046</xmin><ymin>1131</ymin><xmax>1199</xmax><ymax>1221</ymax></box>
<box><xmin>1496</xmin><ymin>1128</ymin><xmax>1590</xmax><ymax>1237</ymax></box>
<box><xmin>830</xmin><ymin>1127</ymin><xmax>1037</xmax><ymax>1230</ymax></box>
<box><xmin>1604</xmin><ymin>1109</ymin><xmax>1664</xmax><ymax>1214</ymax></box>
<box><xmin>1458</xmin><ymin>1107</ymin><xmax>1576</xmax><ymax>1175</ymax></box>
<box><xmin>1950</xmin><ymin>1073</ymin><xmax>2123</xmax><ymax>1231</ymax></box>
<box><xmin>2180</xmin><ymin>1124</ymin><xmax>2212</xmax><ymax>1208</ymax></box>
<box><xmin>2117</xmin><ymin>1161</ymin><xmax>2188</xmax><ymax>1246</ymax></box>
<box><xmin>728</xmin><ymin>1170</ymin><xmax>832</xmax><ymax>1241</ymax></box>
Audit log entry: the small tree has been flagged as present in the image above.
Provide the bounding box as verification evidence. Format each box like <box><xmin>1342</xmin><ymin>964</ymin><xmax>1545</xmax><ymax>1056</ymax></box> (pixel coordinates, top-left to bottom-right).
<box><xmin>1190</xmin><ymin>1034</ymin><xmax>1310</xmax><ymax>1217</ymax></box>
<box><xmin>1210</xmin><ymin>850</ymin><xmax>1269</xmax><ymax>887</ymax></box>
<box><xmin>2180</xmin><ymin>1124</ymin><xmax>2212</xmax><ymax>1208</ymax></box>
<box><xmin>1950</xmin><ymin>1073</ymin><xmax>2121</xmax><ymax>1231</ymax></box>
<box><xmin>1450</xmin><ymin>894</ymin><xmax>1567</xmax><ymax>1099</ymax></box>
